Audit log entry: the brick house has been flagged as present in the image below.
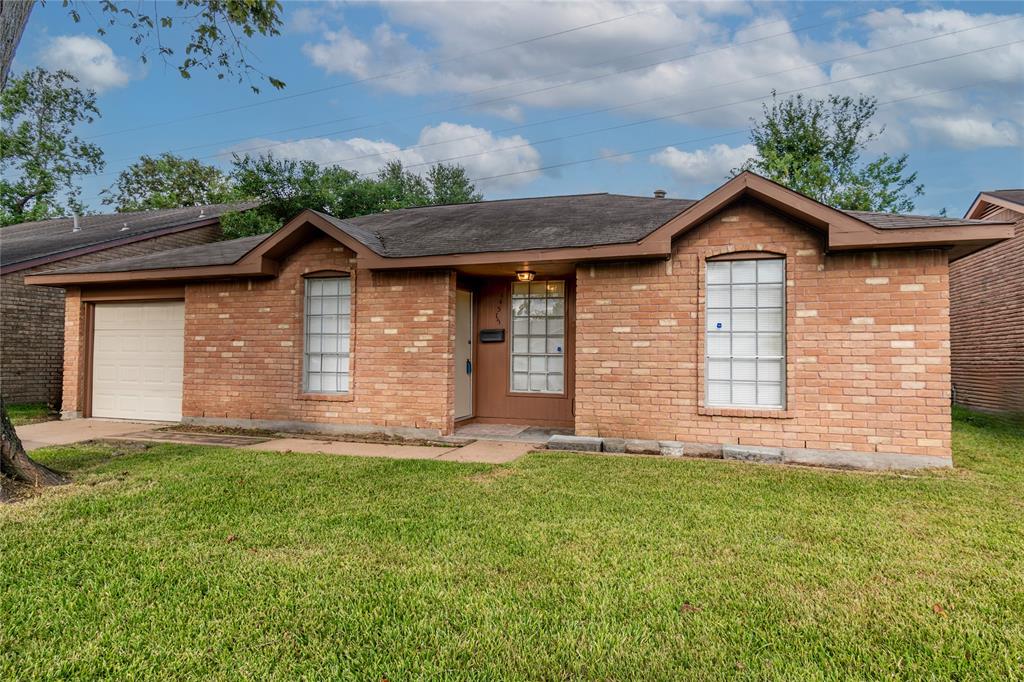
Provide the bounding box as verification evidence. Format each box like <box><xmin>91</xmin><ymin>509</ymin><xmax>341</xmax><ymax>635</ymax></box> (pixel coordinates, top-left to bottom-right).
<box><xmin>950</xmin><ymin>189</ymin><xmax>1024</xmax><ymax>415</ymax></box>
<box><xmin>26</xmin><ymin>173</ymin><xmax>1013</xmax><ymax>469</ymax></box>
<box><xmin>1</xmin><ymin>203</ymin><xmax>253</xmax><ymax>405</ymax></box>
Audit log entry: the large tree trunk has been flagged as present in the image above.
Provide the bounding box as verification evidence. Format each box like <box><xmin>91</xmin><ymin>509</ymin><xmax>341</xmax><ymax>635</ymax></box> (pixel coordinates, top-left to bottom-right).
<box><xmin>0</xmin><ymin>0</ymin><xmax>33</xmax><ymax>91</ymax></box>
<box><xmin>0</xmin><ymin>397</ymin><xmax>68</xmax><ymax>501</ymax></box>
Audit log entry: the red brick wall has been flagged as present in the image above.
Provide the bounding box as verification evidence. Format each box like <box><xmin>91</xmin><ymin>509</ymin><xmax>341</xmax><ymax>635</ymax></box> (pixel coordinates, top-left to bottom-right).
<box><xmin>2</xmin><ymin>224</ymin><xmax>220</xmax><ymax>405</ymax></box>
<box><xmin>949</xmin><ymin>206</ymin><xmax>1024</xmax><ymax>415</ymax></box>
<box><xmin>182</xmin><ymin>236</ymin><xmax>456</xmax><ymax>434</ymax></box>
<box><xmin>575</xmin><ymin>199</ymin><xmax>952</xmax><ymax>459</ymax></box>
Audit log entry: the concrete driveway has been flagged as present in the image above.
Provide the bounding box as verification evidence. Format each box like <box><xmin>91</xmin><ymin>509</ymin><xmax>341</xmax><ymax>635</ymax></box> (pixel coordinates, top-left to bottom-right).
<box><xmin>16</xmin><ymin>419</ymin><xmax>164</xmax><ymax>452</ymax></box>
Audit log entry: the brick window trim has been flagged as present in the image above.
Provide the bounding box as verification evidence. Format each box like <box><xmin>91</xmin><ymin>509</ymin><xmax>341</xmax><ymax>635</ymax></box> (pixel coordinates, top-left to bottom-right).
<box><xmin>298</xmin><ymin>269</ymin><xmax>355</xmax><ymax>401</ymax></box>
<box><xmin>696</xmin><ymin>245</ymin><xmax>797</xmax><ymax>419</ymax></box>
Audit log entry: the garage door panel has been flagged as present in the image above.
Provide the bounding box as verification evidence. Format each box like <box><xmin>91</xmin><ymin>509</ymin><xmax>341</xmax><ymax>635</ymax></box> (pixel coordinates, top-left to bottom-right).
<box><xmin>92</xmin><ymin>301</ymin><xmax>184</xmax><ymax>421</ymax></box>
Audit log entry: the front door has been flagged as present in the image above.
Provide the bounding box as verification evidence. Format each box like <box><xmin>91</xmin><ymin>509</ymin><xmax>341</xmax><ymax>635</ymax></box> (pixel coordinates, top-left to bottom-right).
<box><xmin>454</xmin><ymin>289</ymin><xmax>474</xmax><ymax>420</ymax></box>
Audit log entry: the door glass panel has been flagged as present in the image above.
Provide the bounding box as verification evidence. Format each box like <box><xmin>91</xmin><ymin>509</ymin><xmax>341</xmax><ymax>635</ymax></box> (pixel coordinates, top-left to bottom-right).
<box><xmin>510</xmin><ymin>280</ymin><xmax>566</xmax><ymax>394</ymax></box>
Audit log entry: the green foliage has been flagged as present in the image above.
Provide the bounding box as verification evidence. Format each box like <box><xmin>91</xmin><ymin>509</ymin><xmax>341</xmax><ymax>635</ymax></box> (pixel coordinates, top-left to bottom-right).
<box><xmin>0</xmin><ymin>68</ymin><xmax>104</xmax><ymax>226</ymax></box>
<box><xmin>739</xmin><ymin>92</ymin><xmax>924</xmax><ymax>213</ymax></box>
<box><xmin>65</xmin><ymin>0</ymin><xmax>286</xmax><ymax>93</ymax></box>
<box><xmin>221</xmin><ymin>154</ymin><xmax>483</xmax><ymax>239</ymax></box>
<box><xmin>3</xmin><ymin>412</ymin><xmax>1022</xmax><ymax>678</ymax></box>
<box><xmin>101</xmin><ymin>152</ymin><xmax>236</xmax><ymax>211</ymax></box>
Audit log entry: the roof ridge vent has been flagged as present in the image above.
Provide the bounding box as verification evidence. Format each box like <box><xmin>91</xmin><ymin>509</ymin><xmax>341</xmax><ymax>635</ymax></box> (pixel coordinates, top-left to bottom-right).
<box><xmin>653</xmin><ymin>189</ymin><xmax>667</xmax><ymax>199</ymax></box>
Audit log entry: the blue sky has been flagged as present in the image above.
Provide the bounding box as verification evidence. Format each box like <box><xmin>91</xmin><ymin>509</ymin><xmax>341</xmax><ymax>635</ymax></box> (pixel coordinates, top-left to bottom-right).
<box><xmin>15</xmin><ymin>1</ymin><xmax>1024</xmax><ymax>216</ymax></box>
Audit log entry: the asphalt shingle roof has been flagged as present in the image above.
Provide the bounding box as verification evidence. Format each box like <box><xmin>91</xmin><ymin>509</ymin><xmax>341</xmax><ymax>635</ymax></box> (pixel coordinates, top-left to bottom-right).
<box><xmin>31</xmin><ymin>192</ymin><xmax>1003</xmax><ymax>277</ymax></box>
<box><xmin>334</xmin><ymin>194</ymin><xmax>698</xmax><ymax>258</ymax></box>
<box><xmin>844</xmin><ymin>210</ymin><xmax>993</xmax><ymax>229</ymax></box>
<box><xmin>0</xmin><ymin>202</ymin><xmax>257</xmax><ymax>269</ymax></box>
<box><xmin>984</xmin><ymin>189</ymin><xmax>1024</xmax><ymax>207</ymax></box>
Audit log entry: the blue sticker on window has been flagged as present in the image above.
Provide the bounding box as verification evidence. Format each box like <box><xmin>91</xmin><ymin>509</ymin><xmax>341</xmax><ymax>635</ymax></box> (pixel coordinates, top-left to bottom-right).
<box><xmin>716</xmin><ymin>322</ymin><xmax>723</xmax><ymax>329</ymax></box>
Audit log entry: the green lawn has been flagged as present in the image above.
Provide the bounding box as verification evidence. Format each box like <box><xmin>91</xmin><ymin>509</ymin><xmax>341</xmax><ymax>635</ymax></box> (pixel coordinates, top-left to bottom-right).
<box><xmin>2</xmin><ymin>411</ymin><xmax>1022</xmax><ymax>680</ymax></box>
<box><xmin>6</xmin><ymin>402</ymin><xmax>56</xmax><ymax>427</ymax></box>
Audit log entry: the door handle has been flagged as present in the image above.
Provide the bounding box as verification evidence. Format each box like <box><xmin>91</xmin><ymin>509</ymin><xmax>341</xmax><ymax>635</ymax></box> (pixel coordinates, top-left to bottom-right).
<box><xmin>466</xmin><ymin>359</ymin><xmax>472</xmax><ymax>375</ymax></box>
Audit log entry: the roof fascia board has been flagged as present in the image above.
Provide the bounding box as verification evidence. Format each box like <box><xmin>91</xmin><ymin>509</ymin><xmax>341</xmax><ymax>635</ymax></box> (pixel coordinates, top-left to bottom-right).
<box><xmin>24</xmin><ymin>256</ymin><xmax>278</xmax><ymax>286</ymax></box>
<box><xmin>0</xmin><ymin>217</ymin><xmax>222</xmax><ymax>276</ymax></box>
<box><xmin>235</xmin><ymin>210</ymin><xmax>382</xmax><ymax>267</ymax></box>
<box><xmin>360</xmin><ymin>241</ymin><xmax>672</xmax><ymax>270</ymax></box>
<box><xmin>828</xmin><ymin>223</ymin><xmax>1015</xmax><ymax>251</ymax></box>
<box><xmin>965</xmin><ymin>192</ymin><xmax>1024</xmax><ymax>219</ymax></box>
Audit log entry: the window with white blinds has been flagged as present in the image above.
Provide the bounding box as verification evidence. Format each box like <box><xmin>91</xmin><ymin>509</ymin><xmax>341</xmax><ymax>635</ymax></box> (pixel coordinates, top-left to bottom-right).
<box><xmin>705</xmin><ymin>258</ymin><xmax>785</xmax><ymax>409</ymax></box>
<box><xmin>304</xmin><ymin>277</ymin><xmax>351</xmax><ymax>393</ymax></box>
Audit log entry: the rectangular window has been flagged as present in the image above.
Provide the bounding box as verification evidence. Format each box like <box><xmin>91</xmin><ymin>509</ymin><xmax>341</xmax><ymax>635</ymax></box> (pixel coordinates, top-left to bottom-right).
<box><xmin>511</xmin><ymin>280</ymin><xmax>565</xmax><ymax>393</ymax></box>
<box><xmin>705</xmin><ymin>259</ymin><xmax>785</xmax><ymax>408</ymax></box>
<box><xmin>304</xmin><ymin>277</ymin><xmax>351</xmax><ymax>393</ymax></box>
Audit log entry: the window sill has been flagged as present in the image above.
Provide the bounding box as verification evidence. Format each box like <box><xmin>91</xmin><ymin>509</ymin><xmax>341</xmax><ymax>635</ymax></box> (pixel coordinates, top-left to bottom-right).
<box><xmin>699</xmin><ymin>405</ymin><xmax>793</xmax><ymax>419</ymax></box>
<box><xmin>299</xmin><ymin>392</ymin><xmax>354</xmax><ymax>403</ymax></box>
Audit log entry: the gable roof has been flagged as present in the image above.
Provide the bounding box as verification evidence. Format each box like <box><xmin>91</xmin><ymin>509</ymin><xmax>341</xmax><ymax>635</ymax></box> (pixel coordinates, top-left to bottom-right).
<box><xmin>984</xmin><ymin>189</ymin><xmax>1024</xmax><ymax>206</ymax></box>
<box><xmin>0</xmin><ymin>201</ymin><xmax>257</xmax><ymax>273</ymax></box>
<box><xmin>965</xmin><ymin>189</ymin><xmax>1024</xmax><ymax>219</ymax></box>
<box><xmin>25</xmin><ymin>172</ymin><xmax>1016</xmax><ymax>286</ymax></box>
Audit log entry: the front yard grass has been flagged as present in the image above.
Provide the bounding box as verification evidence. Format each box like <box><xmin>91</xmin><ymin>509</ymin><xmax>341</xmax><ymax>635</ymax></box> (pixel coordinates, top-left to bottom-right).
<box><xmin>1</xmin><ymin>411</ymin><xmax>1022</xmax><ymax>679</ymax></box>
<box><xmin>5</xmin><ymin>402</ymin><xmax>56</xmax><ymax>426</ymax></box>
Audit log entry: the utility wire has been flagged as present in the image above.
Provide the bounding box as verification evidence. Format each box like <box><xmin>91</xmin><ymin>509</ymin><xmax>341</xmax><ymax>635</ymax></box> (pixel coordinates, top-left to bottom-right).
<box><xmin>102</xmin><ymin>1</ymin><xmax>886</xmax><ymax>159</ymax></box>
<box><xmin>467</xmin><ymin>68</ymin><xmax>1022</xmax><ymax>185</ymax></box>
<box><xmin>312</xmin><ymin>15</ymin><xmax>1021</xmax><ymax>169</ymax></box>
<box><xmin>84</xmin><ymin>7</ymin><xmax>654</xmax><ymax>140</ymax></box>
<box><xmin>375</xmin><ymin>38</ymin><xmax>1024</xmax><ymax>173</ymax></box>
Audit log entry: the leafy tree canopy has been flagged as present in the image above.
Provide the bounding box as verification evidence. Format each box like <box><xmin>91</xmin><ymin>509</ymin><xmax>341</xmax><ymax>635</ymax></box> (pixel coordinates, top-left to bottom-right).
<box><xmin>101</xmin><ymin>153</ymin><xmax>235</xmax><ymax>211</ymax></box>
<box><xmin>220</xmin><ymin>155</ymin><xmax>482</xmax><ymax>239</ymax></box>
<box><xmin>738</xmin><ymin>92</ymin><xmax>923</xmax><ymax>213</ymax></box>
<box><xmin>63</xmin><ymin>0</ymin><xmax>286</xmax><ymax>93</ymax></box>
<box><xmin>0</xmin><ymin>68</ymin><xmax>104</xmax><ymax>226</ymax></box>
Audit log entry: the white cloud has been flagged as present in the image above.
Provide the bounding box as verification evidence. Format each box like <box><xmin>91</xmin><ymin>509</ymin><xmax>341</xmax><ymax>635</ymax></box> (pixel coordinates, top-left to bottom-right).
<box><xmin>39</xmin><ymin>35</ymin><xmax>132</xmax><ymax>92</ymax></box>
<box><xmin>298</xmin><ymin>4</ymin><xmax>1023</xmax><ymax>137</ymax></box>
<box><xmin>225</xmin><ymin>122</ymin><xmax>542</xmax><ymax>192</ymax></box>
<box><xmin>912</xmin><ymin>116</ymin><xmax>1019</xmax><ymax>149</ymax></box>
<box><xmin>650</xmin><ymin>143</ymin><xmax>755</xmax><ymax>181</ymax></box>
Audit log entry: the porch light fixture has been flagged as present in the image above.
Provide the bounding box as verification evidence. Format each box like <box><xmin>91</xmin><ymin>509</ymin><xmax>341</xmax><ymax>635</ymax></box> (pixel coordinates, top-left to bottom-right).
<box><xmin>515</xmin><ymin>270</ymin><xmax>536</xmax><ymax>282</ymax></box>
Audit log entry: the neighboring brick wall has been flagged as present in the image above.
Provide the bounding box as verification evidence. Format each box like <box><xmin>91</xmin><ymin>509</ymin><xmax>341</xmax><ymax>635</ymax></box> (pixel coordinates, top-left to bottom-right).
<box><xmin>575</xmin><ymin>199</ymin><xmax>952</xmax><ymax>459</ymax></box>
<box><xmin>1</xmin><ymin>224</ymin><xmax>220</xmax><ymax>405</ymax></box>
<box><xmin>949</xmin><ymin>206</ymin><xmax>1024</xmax><ymax>415</ymax></box>
<box><xmin>182</xmin><ymin>235</ymin><xmax>456</xmax><ymax>435</ymax></box>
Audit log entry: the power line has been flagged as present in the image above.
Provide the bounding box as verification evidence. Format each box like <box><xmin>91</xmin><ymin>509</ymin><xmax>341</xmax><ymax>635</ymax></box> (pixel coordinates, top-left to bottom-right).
<box><xmin>84</xmin><ymin>7</ymin><xmax>654</xmax><ymax>140</ymax></box>
<box><xmin>314</xmin><ymin>15</ymin><xmax>1020</xmax><ymax>169</ymax></box>
<box><xmin>466</xmin><ymin>44</ymin><xmax>1023</xmax><ymax>184</ymax></box>
<box><xmin>103</xmin><ymin>2</ymin><xmax>887</xmax><ymax>162</ymax></box>
<box><xmin>383</xmin><ymin>38</ymin><xmax>1024</xmax><ymax>173</ymax></box>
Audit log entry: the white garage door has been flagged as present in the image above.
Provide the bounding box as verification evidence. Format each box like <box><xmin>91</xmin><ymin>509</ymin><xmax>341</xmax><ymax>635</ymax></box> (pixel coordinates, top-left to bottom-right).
<box><xmin>92</xmin><ymin>301</ymin><xmax>185</xmax><ymax>421</ymax></box>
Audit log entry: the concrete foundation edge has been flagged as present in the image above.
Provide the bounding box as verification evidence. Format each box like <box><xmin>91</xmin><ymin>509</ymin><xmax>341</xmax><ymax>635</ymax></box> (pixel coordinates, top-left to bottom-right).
<box><xmin>182</xmin><ymin>416</ymin><xmax>442</xmax><ymax>440</ymax></box>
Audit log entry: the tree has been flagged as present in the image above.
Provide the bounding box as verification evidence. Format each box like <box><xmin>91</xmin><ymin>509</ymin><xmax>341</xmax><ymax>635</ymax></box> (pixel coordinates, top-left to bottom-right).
<box><xmin>220</xmin><ymin>155</ymin><xmax>484</xmax><ymax>239</ymax></box>
<box><xmin>0</xmin><ymin>398</ymin><xmax>69</xmax><ymax>503</ymax></box>
<box><xmin>426</xmin><ymin>163</ymin><xmax>483</xmax><ymax>205</ymax></box>
<box><xmin>738</xmin><ymin>92</ymin><xmax>923</xmax><ymax>213</ymax></box>
<box><xmin>0</xmin><ymin>1</ymin><xmax>33</xmax><ymax>90</ymax></box>
<box><xmin>102</xmin><ymin>153</ymin><xmax>235</xmax><ymax>211</ymax></box>
<box><xmin>1</xmin><ymin>1</ymin><xmax>285</xmax><ymax>93</ymax></box>
<box><xmin>0</xmin><ymin>68</ymin><xmax>104</xmax><ymax>226</ymax></box>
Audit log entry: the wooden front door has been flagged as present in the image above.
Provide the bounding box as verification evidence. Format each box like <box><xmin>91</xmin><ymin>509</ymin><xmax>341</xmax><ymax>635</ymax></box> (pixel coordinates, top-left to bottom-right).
<box><xmin>471</xmin><ymin>278</ymin><xmax>574</xmax><ymax>427</ymax></box>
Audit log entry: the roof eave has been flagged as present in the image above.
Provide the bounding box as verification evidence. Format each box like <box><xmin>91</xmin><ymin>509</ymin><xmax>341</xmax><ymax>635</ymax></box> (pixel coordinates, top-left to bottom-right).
<box><xmin>23</xmin><ymin>257</ymin><xmax>278</xmax><ymax>287</ymax></box>
<box><xmin>1</xmin><ymin>216</ymin><xmax>224</xmax><ymax>276</ymax></box>
<box><xmin>827</xmin><ymin>222</ymin><xmax>1016</xmax><ymax>261</ymax></box>
<box><xmin>965</xmin><ymin>192</ymin><xmax>1024</xmax><ymax>219</ymax></box>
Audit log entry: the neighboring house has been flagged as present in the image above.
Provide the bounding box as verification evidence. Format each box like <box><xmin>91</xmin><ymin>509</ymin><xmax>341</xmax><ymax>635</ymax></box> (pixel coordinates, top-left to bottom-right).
<box><xmin>26</xmin><ymin>173</ymin><xmax>1013</xmax><ymax>469</ymax></box>
<box><xmin>950</xmin><ymin>190</ymin><xmax>1024</xmax><ymax>415</ymax></box>
<box><xmin>1</xmin><ymin>203</ymin><xmax>254</xmax><ymax>405</ymax></box>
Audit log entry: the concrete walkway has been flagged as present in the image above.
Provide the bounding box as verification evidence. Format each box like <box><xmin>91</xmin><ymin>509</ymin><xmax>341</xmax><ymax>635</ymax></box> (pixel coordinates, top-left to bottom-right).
<box><xmin>17</xmin><ymin>419</ymin><xmax>535</xmax><ymax>464</ymax></box>
<box><xmin>17</xmin><ymin>418</ymin><xmax>164</xmax><ymax>452</ymax></box>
